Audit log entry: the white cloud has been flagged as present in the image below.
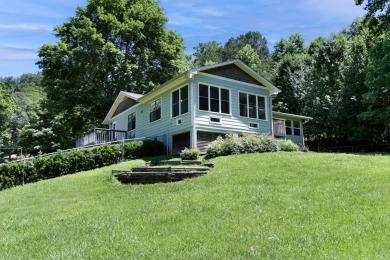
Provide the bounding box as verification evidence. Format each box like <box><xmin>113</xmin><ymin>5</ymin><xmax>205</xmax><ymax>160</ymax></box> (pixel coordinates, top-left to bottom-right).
<box><xmin>0</xmin><ymin>46</ymin><xmax>38</xmax><ymax>61</ymax></box>
<box><xmin>167</xmin><ymin>13</ymin><xmax>202</xmax><ymax>26</ymax></box>
<box><xmin>197</xmin><ymin>8</ymin><xmax>226</xmax><ymax>17</ymax></box>
<box><xmin>0</xmin><ymin>23</ymin><xmax>53</xmax><ymax>31</ymax></box>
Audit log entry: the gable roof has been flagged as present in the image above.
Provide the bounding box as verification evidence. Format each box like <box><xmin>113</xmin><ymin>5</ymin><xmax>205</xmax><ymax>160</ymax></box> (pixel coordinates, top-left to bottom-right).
<box><xmin>189</xmin><ymin>60</ymin><xmax>281</xmax><ymax>94</ymax></box>
<box><xmin>103</xmin><ymin>60</ymin><xmax>281</xmax><ymax>124</ymax></box>
<box><xmin>103</xmin><ymin>91</ymin><xmax>143</xmax><ymax>124</ymax></box>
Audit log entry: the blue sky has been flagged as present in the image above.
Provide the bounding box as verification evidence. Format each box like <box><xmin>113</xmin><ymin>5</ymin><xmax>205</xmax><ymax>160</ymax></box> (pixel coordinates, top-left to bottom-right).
<box><xmin>0</xmin><ymin>0</ymin><xmax>366</xmax><ymax>77</ymax></box>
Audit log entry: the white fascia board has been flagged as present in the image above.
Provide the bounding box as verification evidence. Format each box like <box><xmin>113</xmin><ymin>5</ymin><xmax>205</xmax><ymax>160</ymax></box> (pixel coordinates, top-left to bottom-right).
<box><xmin>272</xmin><ymin>111</ymin><xmax>313</xmax><ymax>121</ymax></box>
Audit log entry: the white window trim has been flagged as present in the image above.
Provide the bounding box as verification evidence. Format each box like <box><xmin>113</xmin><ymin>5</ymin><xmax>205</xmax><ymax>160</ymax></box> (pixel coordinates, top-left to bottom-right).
<box><xmin>149</xmin><ymin>97</ymin><xmax>162</xmax><ymax>124</ymax></box>
<box><xmin>171</xmin><ymin>84</ymin><xmax>189</xmax><ymax>119</ymax></box>
<box><xmin>249</xmin><ymin>122</ymin><xmax>259</xmax><ymax>129</ymax></box>
<box><xmin>198</xmin><ymin>82</ymin><xmax>232</xmax><ymax>115</ymax></box>
<box><xmin>238</xmin><ymin>91</ymin><xmax>268</xmax><ymax>121</ymax></box>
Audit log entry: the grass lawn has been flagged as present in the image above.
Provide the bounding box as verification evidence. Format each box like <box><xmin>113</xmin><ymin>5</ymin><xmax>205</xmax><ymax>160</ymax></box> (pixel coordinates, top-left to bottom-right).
<box><xmin>1</xmin><ymin>152</ymin><xmax>390</xmax><ymax>259</ymax></box>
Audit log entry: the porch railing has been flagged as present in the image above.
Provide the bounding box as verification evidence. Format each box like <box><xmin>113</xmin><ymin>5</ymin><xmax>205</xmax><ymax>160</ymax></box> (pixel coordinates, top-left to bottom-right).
<box><xmin>76</xmin><ymin>128</ymin><xmax>128</xmax><ymax>147</ymax></box>
<box><xmin>273</xmin><ymin>119</ymin><xmax>286</xmax><ymax>137</ymax></box>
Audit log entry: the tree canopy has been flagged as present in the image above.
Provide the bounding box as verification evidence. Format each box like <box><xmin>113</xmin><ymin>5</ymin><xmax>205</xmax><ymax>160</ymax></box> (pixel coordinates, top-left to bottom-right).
<box><xmin>37</xmin><ymin>0</ymin><xmax>187</xmax><ymax>136</ymax></box>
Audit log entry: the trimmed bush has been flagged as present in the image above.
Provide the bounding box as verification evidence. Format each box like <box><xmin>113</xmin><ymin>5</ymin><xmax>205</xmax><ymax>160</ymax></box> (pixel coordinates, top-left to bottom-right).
<box><xmin>0</xmin><ymin>139</ymin><xmax>164</xmax><ymax>191</ymax></box>
<box><xmin>205</xmin><ymin>133</ymin><xmax>286</xmax><ymax>159</ymax></box>
<box><xmin>180</xmin><ymin>148</ymin><xmax>200</xmax><ymax>160</ymax></box>
<box><xmin>279</xmin><ymin>139</ymin><xmax>300</xmax><ymax>152</ymax></box>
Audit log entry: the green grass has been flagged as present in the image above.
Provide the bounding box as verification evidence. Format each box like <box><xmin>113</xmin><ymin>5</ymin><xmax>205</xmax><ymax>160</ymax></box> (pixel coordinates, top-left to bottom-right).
<box><xmin>1</xmin><ymin>153</ymin><xmax>390</xmax><ymax>259</ymax></box>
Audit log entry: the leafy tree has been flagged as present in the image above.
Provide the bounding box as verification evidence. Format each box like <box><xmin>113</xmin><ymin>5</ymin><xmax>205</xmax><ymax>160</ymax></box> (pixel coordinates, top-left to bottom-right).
<box><xmin>272</xmin><ymin>34</ymin><xmax>312</xmax><ymax>114</ymax></box>
<box><xmin>0</xmin><ymin>82</ymin><xmax>14</xmax><ymax>146</ymax></box>
<box><xmin>358</xmin><ymin>33</ymin><xmax>390</xmax><ymax>142</ymax></box>
<box><xmin>355</xmin><ymin>0</ymin><xmax>390</xmax><ymax>32</ymax></box>
<box><xmin>192</xmin><ymin>41</ymin><xmax>223</xmax><ymax>67</ymax></box>
<box><xmin>272</xmin><ymin>34</ymin><xmax>306</xmax><ymax>62</ymax></box>
<box><xmin>18</xmin><ymin>100</ymin><xmax>74</xmax><ymax>155</ymax></box>
<box><xmin>223</xmin><ymin>31</ymin><xmax>269</xmax><ymax>61</ymax></box>
<box><xmin>303</xmin><ymin>33</ymin><xmax>349</xmax><ymax>145</ymax></box>
<box><xmin>37</xmin><ymin>0</ymin><xmax>186</xmax><ymax>137</ymax></box>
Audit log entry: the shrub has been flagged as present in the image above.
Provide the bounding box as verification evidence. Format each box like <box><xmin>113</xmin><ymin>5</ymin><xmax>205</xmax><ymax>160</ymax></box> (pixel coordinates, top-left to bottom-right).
<box><xmin>205</xmin><ymin>133</ymin><xmax>280</xmax><ymax>159</ymax></box>
<box><xmin>180</xmin><ymin>148</ymin><xmax>199</xmax><ymax>160</ymax></box>
<box><xmin>279</xmin><ymin>139</ymin><xmax>300</xmax><ymax>152</ymax></box>
<box><xmin>0</xmin><ymin>139</ymin><xmax>165</xmax><ymax>191</ymax></box>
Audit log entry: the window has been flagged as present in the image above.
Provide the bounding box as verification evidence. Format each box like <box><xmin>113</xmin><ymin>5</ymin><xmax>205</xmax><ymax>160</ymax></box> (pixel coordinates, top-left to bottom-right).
<box><xmin>249</xmin><ymin>122</ymin><xmax>258</xmax><ymax>128</ymax></box>
<box><xmin>286</xmin><ymin>120</ymin><xmax>301</xmax><ymax>136</ymax></box>
<box><xmin>172</xmin><ymin>85</ymin><xmax>188</xmax><ymax>117</ymax></box>
<box><xmin>128</xmin><ymin>112</ymin><xmax>136</xmax><ymax>131</ymax></box>
<box><xmin>150</xmin><ymin>98</ymin><xmax>161</xmax><ymax>122</ymax></box>
<box><xmin>199</xmin><ymin>84</ymin><xmax>230</xmax><ymax>114</ymax></box>
<box><xmin>239</xmin><ymin>92</ymin><xmax>267</xmax><ymax>120</ymax></box>
<box><xmin>293</xmin><ymin>121</ymin><xmax>301</xmax><ymax>136</ymax></box>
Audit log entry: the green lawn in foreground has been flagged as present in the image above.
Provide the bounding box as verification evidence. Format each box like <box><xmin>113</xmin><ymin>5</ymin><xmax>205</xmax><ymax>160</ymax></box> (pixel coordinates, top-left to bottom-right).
<box><xmin>1</xmin><ymin>153</ymin><xmax>390</xmax><ymax>259</ymax></box>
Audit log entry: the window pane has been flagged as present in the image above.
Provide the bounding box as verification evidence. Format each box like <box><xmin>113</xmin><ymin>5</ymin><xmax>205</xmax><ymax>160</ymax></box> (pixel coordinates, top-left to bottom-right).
<box><xmin>150</xmin><ymin>99</ymin><xmax>161</xmax><ymax>122</ymax></box>
<box><xmin>248</xmin><ymin>94</ymin><xmax>256</xmax><ymax>118</ymax></box>
<box><xmin>239</xmin><ymin>93</ymin><xmax>247</xmax><ymax>117</ymax></box>
<box><xmin>294</xmin><ymin>128</ymin><xmax>301</xmax><ymax>136</ymax></box>
<box><xmin>221</xmin><ymin>89</ymin><xmax>229</xmax><ymax>101</ymax></box>
<box><xmin>172</xmin><ymin>89</ymin><xmax>179</xmax><ymax>104</ymax></box>
<box><xmin>210</xmin><ymin>98</ymin><xmax>219</xmax><ymax>112</ymax></box>
<box><xmin>172</xmin><ymin>89</ymin><xmax>180</xmax><ymax>117</ymax></box>
<box><xmin>172</xmin><ymin>103</ymin><xmax>179</xmax><ymax>117</ymax></box>
<box><xmin>181</xmin><ymin>86</ymin><xmax>188</xmax><ymax>114</ymax></box>
<box><xmin>199</xmin><ymin>97</ymin><xmax>208</xmax><ymax>111</ymax></box>
<box><xmin>221</xmin><ymin>101</ymin><xmax>229</xmax><ymax>114</ymax></box>
<box><xmin>210</xmin><ymin>86</ymin><xmax>219</xmax><ymax>112</ymax></box>
<box><xmin>181</xmin><ymin>98</ymin><xmax>188</xmax><ymax>114</ymax></box>
<box><xmin>181</xmin><ymin>86</ymin><xmax>188</xmax><ymax>100</ymax></box>
<box><xmin>199</xmin><ymin>84</ymin><xmax>208</xmax><ymax>97</ymax></box>
<box><xmin>286</xmin><ymin>127</ymin><xmax>292</xmax><ymax>135</ymax></box>
<box><xmin>293</xmin><ymin>121</ymin><xmax>300</xmax><ymax>128</ymax></box>
<box><xmin>257</xmin><ymin>96</ymin><xmax>266</xmax><ymax>120</ymax></box>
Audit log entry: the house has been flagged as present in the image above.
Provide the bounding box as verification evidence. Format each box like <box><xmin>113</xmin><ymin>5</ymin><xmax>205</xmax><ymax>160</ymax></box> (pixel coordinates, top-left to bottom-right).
<box><xmin>76</xmin><ymin>60</ymin><xmax>312</xmax><ymax>153</ymax></box>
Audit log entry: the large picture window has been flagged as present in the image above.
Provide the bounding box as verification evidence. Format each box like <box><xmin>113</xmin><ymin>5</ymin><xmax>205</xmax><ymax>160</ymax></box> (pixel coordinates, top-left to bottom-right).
<box><xmin>150</xmin><ymin>98</ymin><xmax>161</xmax><ymax>122</ymax></box>
<box><xmin>199</xmin><ymin>84</ymin><xmax>230</xmax><ymax>114</ymax></box>
<box><xmin>128</xmin><ymin>112</ymin><xmax>136</xmax><ymax>131</ymax></box>
<box><xmin>172</xmin><ymin>85</ymin><xmax>188</xmax><ymax>118</ymax></box>
<box><xmin>239</xmin><ymin>92</ymin><xmax>266</xmax><ymax>120</ymax></box>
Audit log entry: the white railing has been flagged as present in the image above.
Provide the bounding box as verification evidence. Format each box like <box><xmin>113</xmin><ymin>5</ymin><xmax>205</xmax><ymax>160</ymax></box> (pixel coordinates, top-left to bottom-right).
<box><xmin>76</xmin><ymin>128</ymin><xmax>127</xmax><ymax>147</ymax></box>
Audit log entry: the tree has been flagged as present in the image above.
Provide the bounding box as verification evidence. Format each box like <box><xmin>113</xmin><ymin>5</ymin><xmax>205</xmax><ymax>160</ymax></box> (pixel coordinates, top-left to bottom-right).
<box><xmin>355</xmin><ymin>0</ymin><xmax>390</xmax><ymax>32</ymax></box>
<box><xmin>0</xmin><ymin>83</ymin><xmax>14</xmax><ymax>146</ymax></box>
<box><xmin>192</xmin><ymin>41</ymin><xmax>223</xmax><ymax>67</ymax></box>
<box><xmin>223</xmin><ymin>31</ymin><xmax>269</xmax><ymax>61</ymax></box>
<box><xmin>37</xmin><ymin>0</ymin><xmax>186</xmax><ymax>137</ymax></box>
<box><xmin>358</xmin><ymin>33</ymin><xmax>390</xmax><ymax>142</ymax></box>
<box><xmin>303</xmin><ymin>34</ymin><xmax>349</xmax><ymax>145</ymax></box>
<box><xmin>272</xmin><ymin>34</ymin><xmax>311</xmax><ymax>114</ymax></box>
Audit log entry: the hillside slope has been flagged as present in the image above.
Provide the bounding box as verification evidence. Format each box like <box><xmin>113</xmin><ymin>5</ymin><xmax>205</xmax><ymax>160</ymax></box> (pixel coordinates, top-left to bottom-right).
<box><xmin>1</xmin><ymin>153</ymin><xmax>390</xmax><ymax>259</ymax></box>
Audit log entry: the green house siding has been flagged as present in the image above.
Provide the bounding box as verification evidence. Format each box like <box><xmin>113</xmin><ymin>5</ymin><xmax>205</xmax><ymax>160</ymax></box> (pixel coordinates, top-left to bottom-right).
<box><xmin>109</xmin><ymin>82</ymin><xmax>193</xmax><ymax>151</ymax></box>
<box><xmin>193</xmin><ymin>73</ymin><xmax>272</xmax><ymax>135</ymax></box>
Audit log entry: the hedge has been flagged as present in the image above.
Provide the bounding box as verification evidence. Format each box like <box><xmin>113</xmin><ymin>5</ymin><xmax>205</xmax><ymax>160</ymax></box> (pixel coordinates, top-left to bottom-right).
<box><xmin>205</xmin><ymin>133</ymin><xmax>299</xmax><ymax>159</ymax></box>
<box><xmin>0</xmin><ymin>140</ymin><xmax>164</xmax><ymax>191</ymax></box>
